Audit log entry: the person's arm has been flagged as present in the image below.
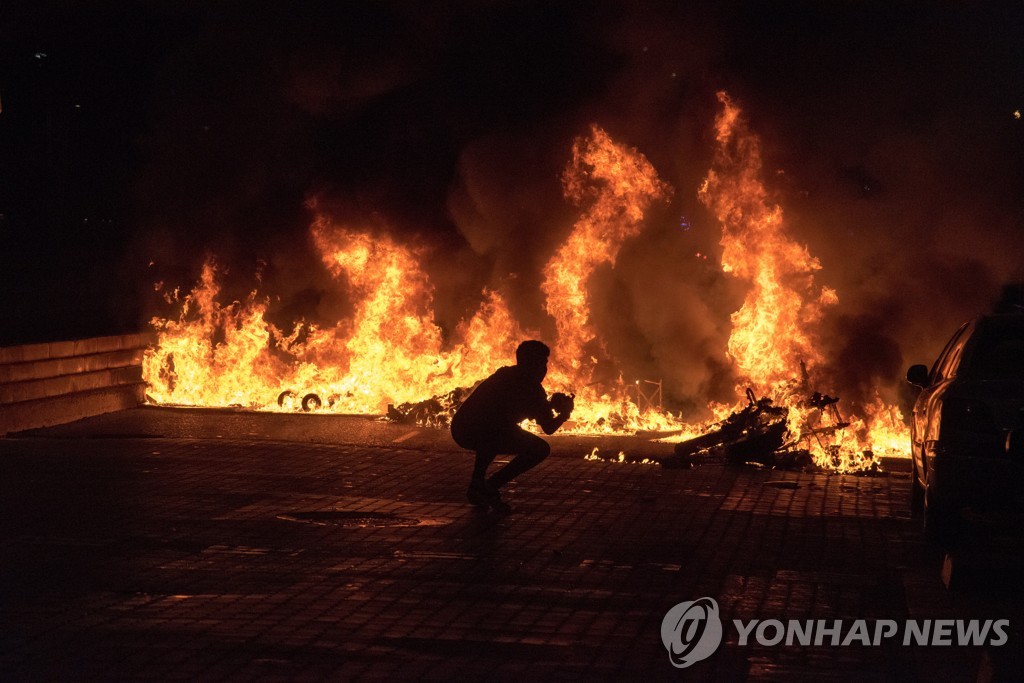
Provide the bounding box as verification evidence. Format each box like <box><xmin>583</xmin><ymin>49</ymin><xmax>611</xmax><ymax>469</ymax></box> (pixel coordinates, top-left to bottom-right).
<box><xmin>536</xmin><ymin>392</ymin><xmax>574</xmax><ymax>435</ymax></box>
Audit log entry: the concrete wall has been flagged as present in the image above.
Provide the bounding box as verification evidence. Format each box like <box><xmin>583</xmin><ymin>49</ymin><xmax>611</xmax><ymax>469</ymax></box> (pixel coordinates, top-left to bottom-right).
<box><xmin>0</xmin><ymin>333</ymin><xmax>153</xmax><ymax>436</ymax></box>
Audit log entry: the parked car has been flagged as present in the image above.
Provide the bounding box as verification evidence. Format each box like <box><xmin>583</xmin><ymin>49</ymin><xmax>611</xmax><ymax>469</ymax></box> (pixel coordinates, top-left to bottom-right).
<box><xmin>906</xmin><ymin>314</ymin><xmax>1024</xmax><ymax>541</ymax></box>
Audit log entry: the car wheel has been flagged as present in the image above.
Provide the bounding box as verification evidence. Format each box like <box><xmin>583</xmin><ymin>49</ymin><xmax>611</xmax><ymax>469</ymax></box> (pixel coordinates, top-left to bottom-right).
<box><xmin>910</xmin><ymin>467</ymin><xmax>925</xmax><ymax>516</ymax></box>
<box><xmin>923</xmin><ymin>487</ymin><xmax>959</xmax><ymax>547</ymax></box>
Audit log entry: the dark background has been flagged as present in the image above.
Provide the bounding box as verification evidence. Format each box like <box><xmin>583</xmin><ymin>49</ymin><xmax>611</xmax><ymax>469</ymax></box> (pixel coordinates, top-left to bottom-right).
<box><xmin>1</xmin><ymin>1</ymin><xmax>1022</xmax><ymax>402</ymax></box>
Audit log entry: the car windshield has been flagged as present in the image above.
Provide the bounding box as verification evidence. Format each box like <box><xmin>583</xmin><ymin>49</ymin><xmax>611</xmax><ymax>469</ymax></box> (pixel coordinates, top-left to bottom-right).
<box><xmin>965</xmin><ymin>320</ymin><xmax>1024</xmax><ymax>381</ymax></box>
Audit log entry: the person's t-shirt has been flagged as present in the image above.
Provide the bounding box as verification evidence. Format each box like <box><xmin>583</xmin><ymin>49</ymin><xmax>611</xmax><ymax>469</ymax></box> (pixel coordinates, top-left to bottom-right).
<box><xmin>451</xmin><ymin>365</ymin><xmax>548</xmax><ymax>436</ymax></box>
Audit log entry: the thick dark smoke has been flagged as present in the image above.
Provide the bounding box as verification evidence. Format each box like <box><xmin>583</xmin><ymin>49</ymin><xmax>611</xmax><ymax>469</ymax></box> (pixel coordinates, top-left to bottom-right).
<box><xmin>2</xmin><ymin>1</ymin><xmax>1021</xmax><ymax>416</ymax></box>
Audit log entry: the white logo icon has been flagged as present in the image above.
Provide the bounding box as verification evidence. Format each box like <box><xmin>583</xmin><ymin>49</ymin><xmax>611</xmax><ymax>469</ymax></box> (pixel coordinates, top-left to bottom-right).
<box><xmin>661</xmin><ymin>597</ymin><xmax>724</xmax><ymax>668</ymax></box>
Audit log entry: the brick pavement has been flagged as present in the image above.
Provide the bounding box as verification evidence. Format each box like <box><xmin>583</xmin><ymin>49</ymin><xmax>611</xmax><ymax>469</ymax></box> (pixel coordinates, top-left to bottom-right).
<box><xmin>1</xmin><ymin>416</ymin><xmax>1021</xmax><ymax>681</ymax></box>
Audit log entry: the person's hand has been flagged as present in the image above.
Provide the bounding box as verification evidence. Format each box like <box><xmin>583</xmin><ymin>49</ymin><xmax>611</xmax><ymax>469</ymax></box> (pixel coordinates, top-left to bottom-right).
<box><xmin>551</xmin><ymin>392</ymin><xmax>575</xmax><ymax>418</ymax></box>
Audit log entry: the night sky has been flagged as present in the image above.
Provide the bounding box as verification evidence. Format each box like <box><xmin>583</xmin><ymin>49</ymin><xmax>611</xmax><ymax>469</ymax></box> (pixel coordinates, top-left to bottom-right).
<box><xmin>2</xmin><ymin>2</ymin><xmax>1022</xmax><ymax>402</ymax></box>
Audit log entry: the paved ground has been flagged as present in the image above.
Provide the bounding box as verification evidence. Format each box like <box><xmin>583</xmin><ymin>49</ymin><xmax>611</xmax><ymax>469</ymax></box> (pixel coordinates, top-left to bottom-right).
<box><xmin>2</xmin><ymin>407</ymin><xmax>1023</xmax><ymax>681</ymax></box>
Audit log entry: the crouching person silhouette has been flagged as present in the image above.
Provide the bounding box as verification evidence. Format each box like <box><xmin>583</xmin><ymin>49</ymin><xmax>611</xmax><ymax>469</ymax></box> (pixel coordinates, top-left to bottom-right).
<box><xmin>451</xmin><ymin>340</ymin><xmax>574</xmax><ymax>514</ymax></box>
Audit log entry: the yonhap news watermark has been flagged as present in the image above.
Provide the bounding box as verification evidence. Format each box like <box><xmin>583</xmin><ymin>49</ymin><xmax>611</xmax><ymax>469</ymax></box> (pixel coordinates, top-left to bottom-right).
<box><xmin>661</xmin><ymin>597</ymin><xmax>1010</xmax><ymax>669</ymax></box>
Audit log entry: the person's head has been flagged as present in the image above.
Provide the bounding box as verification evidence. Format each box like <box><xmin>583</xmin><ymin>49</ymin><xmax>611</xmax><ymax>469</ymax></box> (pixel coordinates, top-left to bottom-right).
<box><xmin>515</xmin><ymin>340</ymin><xmax>550</xmax><ymax>381</ymax></box>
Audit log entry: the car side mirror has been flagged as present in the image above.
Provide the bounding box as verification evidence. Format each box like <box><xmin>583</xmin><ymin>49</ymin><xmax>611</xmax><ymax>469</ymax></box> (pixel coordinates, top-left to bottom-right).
<box><xmin>1007</xmin><ymin>428</ymin><xmax>1024</xmax><ymax>461</ymax></box>
<box><xmin>906</xmin><ymin>364</ymin><xmax>930</xmax><ymax>388</ymax></box>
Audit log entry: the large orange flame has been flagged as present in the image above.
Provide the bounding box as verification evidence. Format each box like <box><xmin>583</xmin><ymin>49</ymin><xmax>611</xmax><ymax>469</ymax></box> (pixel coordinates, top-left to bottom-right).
<box><xmin>700</xmin><ymin>92</ymin><xmax>836</xmax><ymax>396</ymax></box>
<box><xmin>144</xmin><ymin>221</ymin><xmax>525</xmax><ymax>415</ymax></box>
<box><xmin>542</xmin><ymin>125</ymin><xmax>670</xmax><ymax>378</ymax></box>
<box><xmin>538</xmin><ymin>126</ymin><xmax>683</xmax><ymax>433</ymax></box>
<box><xmin>697</xmin><ymin>92</ymin><xmax>908</xmax><ymax>470</ymax></box>
<box><xmin>143</xmin><ymin>105</ymin><xmax>909</xmax><ymax>471</ymax></box>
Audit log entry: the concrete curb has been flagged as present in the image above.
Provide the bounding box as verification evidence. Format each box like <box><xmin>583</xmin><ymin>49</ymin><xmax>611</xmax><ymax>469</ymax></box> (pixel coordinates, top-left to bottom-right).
<box><xmin>0</xmin><ymin>332</ymin><xmax>153</xmax><ymax>435</ymax></box>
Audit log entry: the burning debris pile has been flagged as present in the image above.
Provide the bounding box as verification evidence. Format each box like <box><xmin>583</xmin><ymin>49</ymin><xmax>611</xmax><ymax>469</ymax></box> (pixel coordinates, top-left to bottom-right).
<box><xmin>386</xmin><ymin>384</ymin><xmax>480</xmax><ymax>429</ymax></box>
<box><xmin>660</xmin><ymin>387</ymin><xmax>882</xmax><ymax>473</ymax></box>
<box><xmin>662</xmin><ymin>389</ymin><xmax>790</xmax><ymax>468</ymax></box>
<box><xmin>142</xmin><ymin>93</ymin><xmax>910</xmax><ymax>473</ymax></box>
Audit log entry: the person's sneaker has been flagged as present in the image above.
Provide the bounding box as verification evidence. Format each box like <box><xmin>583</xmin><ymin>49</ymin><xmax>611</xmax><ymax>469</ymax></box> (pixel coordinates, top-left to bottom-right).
<box><xmin>467</xmin><ymin>481</ymin><xmax>491</xmax><ymax>507</ymax></box>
